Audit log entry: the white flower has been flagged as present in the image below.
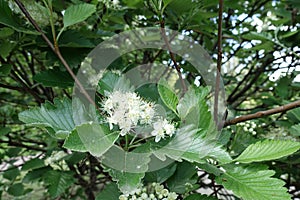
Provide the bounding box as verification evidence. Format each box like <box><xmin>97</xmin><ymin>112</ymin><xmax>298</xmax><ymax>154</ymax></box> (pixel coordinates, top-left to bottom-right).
<box><xmin>102</xmin><ymin>90</ymin><xmax>175</xmax><ymax>141</ymax></box>
<box><xmin>139</xmin><ymin>103</ymin><xmax>155</xmax><ymax>124</ymax></box>
<box><xmin>151</xmin><ymin>119</ymin><xmax>166</xmax><ymax>142</ymax></box>
<box><xmin>151</xmin><ymin>118</ymin><xmax>175</xmax><ymax>142</ymax></box>
<box><xmin>119</xmin><ymin>195</ymin><xmax>128</xmax><ymax>200</ymax></box>
<box><xmin>161</xmin><ymin>189</ymin><xmax>169</xmax><ymax>197</ymax></box>
<box><xmin>155</xmin><ymin>184</ymin><xmax>164</xmax><ymax>194</ymax></box>
<box><xmin>167</xmin><ymin>193</ymin><xmax>178</xmax><ymax>200</ymax></box>
<box><xmin>102</xmin><ymin>90</ymin><xmax>156</xmax><ymax>136</ymax></box>
<box><xmin>119</xmin><ymin>182</ymin><xmax>179</xmax><ymax>200</ymax></box>
<box><xmin>141</xmin><ymin>193</ymin><xmax>148</xmax><ymax>199</ymax></box>
<box><xmin>164</xmin><ymin>123</ymin><xmax>175</xmax><ymax>136</ymax></box>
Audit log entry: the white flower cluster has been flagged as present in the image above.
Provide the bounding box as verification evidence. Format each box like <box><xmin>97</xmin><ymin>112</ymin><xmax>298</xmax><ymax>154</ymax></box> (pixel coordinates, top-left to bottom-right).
<box><xmin>99</xmin><ymin>0</ymin><xmax>121</xmax><ymax>9</ymax></box>
<box><xmin>238</xmin><ymin>121</ymin><xmax>257</xmax><ymax>135</ymax></box>
<box><xmin>103</xmin><ymin>90</ymin><xmax>175</xmax><ymax>142</ymax></box>
<box><xmin>264</xmin><ymin>127</ymin><xmax>297</xmax><ymax>141</ymax></box>
<box><xmin>119</xmin><ymin>183</ymin><xmax>178</xmax><ymax>200</ymax></box>
<box><xmin>151</xmin><ymin>118</ymin><xmax>175</xmax><ymax>142</ymax></box>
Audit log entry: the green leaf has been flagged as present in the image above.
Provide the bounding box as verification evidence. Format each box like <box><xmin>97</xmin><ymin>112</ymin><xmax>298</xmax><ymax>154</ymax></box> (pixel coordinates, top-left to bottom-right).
<box><xmin>144</xmin><ymin>163</ymin><xmax>177</xmax><ymax>183</ymax></box>
<box><xmin>167</xmin><ymin>0</ymin><xmax>199</xmax><ymax>15</ymax></box>
<box><xmin>108</xmin><ymin>168</ymin><xmax>145</xmax><ymax>194</ymax></box>
<box><xmin>216</xmin><ymin>165</ymin><xmax>291</xmax><ymax>200</ymax></box>
<box><xmin>289</xmin><ymin>123</ymin><xmax>300</xmax><ymax>136</ymax></box>
<box><xmin>0</xmin><ymin>64</ymin><xmax>11</xmax><ymax>76</ymax></box>
<box><xmin>72</xmin><ymin>98</ymin><xmax>99</xmax><ymax>125</ymax></box>
<box><xmin>63</xmin><ymin>3</ymin><xmax>96</xmax><ymax>28</ymax></box>
<box><xmin>64</xmin><ymin>152</ymin><xmax>86</xmax><ymax>166</ymax></box>
<box><xmin>3</xmin><ymin>167</ymin><xmax>20</xmax><ymax>180</ymax></box>
<box><xmin>0</xmin><ymin>126</ymin><xmax>10</xmax><ymax>136</ymax></box>
<box><xmin>22</xmin><ymin>158</ymin><xmax>45</xmax><ymax>171</ymax></box>
<box><xmin>0</xmin><ymin>27</ymin><xmax>14</xmax><ymax>38</ymax></box>
<box><xmin>0</xmin><ymin>0</ymin><xmax>38</xmax><ymax>34</ymax></box>
<box><xmin>166</xmin><ymin>161</ymin><xmax>197</xmax><ymax>194</ymax></box>
<box><xmin>177</xmin><ymin>86</ymin><xmax>210</xmax><ymax>119</ymax></box>
<box><xmin>101</xmin><ymin>145</ymin><xmax>151</xmax><ymax>173</ymax></box>
<box><xmin>33</xmin><ymin>68</ymin><xmax>74</xmax><ymax>88</ymax></box>
<box><xmin>152</xmin><ymin>126</ymin><xmax>232</xmax><ymax>164</ymax></box>
<box><xmin>95</xmin><ymin>182</ymin><xmax>121</xmax><ymax>200</ymax></box>
<box><xmin>184</xmin><ymin>194</ymin><xmax>218</xmax><ymax>200</ymax></box>
<box><xmin>63</xmin><ymin>130</ymin><xmax>87</xmax><ymax>152</ymax></box>
<box><xmin>250</xmin><ymin>41</ymin><xmax>274</xmax><ymax>51</ymax></box>
<box><xmin>0</xmin><ymin>40</ymin><xmax>16</xmax><ymax>59</ymax></box>
<box><xmin>59</xmin><ymin>30</ymin><xmax>95</xmax><ymax>48</ymax></box>
<box><xmin>177</xmin><ymin>86</ymin><xmax>213</xmax><ymax>133</ymax></box>
<box><xmin>275</xmin><ymin>77</ymin><xmax>291</xmax><ymax>99</ymax></box>
<box><xmin>136</xmin><ymin>83</ymin><xmax>160</xmax><ymax>102</ymax></box>
<box><xmin>7</xmin><ymin>183</ymin><xmax>24</xmax><ymax>196</ymax></box>
<box><xmin>287</xmin><ymin>107</ymin><xmax>300</xmax><ymax>122</ymax></box>
<box><xmin>158</xmin><ymin>79</ymin><xmax>179</xmax><ymax>115</ymax></box>
<box><xmin>43</xmin><ymin>170</ymin><xmax>75</xmax><ymax>198</ymax></box>
<box><xmin>242</xmin><ymin>32</ymin><xmax>273</xmax><ymax>41</ymax></box>
<box><xmin>197</xmin><ymin>163</ymin><xmax>223</xmax><ymax>176</ymax></box>
<box><xmin>23</xmin><ymin>167</ymin><xmax>52</xmax><ymax>183</ymax></box>
<box><xmin>98</xmin><ymin>72</ymin><xmax>134</xmax><ymax>95</ymax></box>
<box><xmin>19</xmin><ymin>98</ymin><xmax>75</xmax><ymax>139</ymax></box>
<box><xmin>100</xmin><ymin>144</ymin><xmax>150</xmax><ymax>194</ymax></box>
<box><xmin>234</xmin><ymin>140</ymin><xmax>300</xmax><ymax>163</ymax></box>
<box><xmin>76</xmin><ymin>123</ymin><xmax>119</xmax><ymax>157</ymax></box>
<box><xmin>97</xmin><ymin>71</ymin><xmax>120</xmax><ymax>95</ymax></box>
<box><xmin>182</xmin><ymin>135</ymin><xmax>232</xmax><ymax>164</ymax></box>
<box><xmin>152</xmin><ymin>125</ymin><xmax>197</xmax><ymax>161</ymax></box>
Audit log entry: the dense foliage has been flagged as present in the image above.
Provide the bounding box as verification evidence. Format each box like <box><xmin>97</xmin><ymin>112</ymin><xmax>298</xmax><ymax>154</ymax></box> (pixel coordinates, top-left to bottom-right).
<box><xmin>0</xmin><ymin>0</ymin><xmax>300</xmax><ymax>199</ymax></box>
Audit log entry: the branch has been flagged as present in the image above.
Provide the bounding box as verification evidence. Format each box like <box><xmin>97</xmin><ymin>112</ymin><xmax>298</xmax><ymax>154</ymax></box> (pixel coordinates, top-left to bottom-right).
<box><xmin>0</xmin><ymin>139</ymin><xmax>47</xmax><ymax>152</ymax></box>
<box><xmin>224</xmin><ymin>99</ymin><xmax>300</xmax><ymax>126</ymax></box>
<box><xmin>227</xmin><ymin>55</ymin><xmax>274</xmax><ymax>105</ymax></box>
<box><xmin>159</xmin><ymin>20</ymin><xmax>187</xmax><ymax>93</ymax></box>
<box><xmin>214</xmin><ymin>0</ymin><xmax>224</xmax><ymax>125</ymax></box>
<box><xmin>10</xmin><ymin>70</ymin><xmax>44</xmax><ymax>103</ymax></box>
<box><xmin>14</xmin><ymin>0</ymin><xmax>99</xmax><ymax>110</ymax></box>
<box><xmin>0</xmin><ymin>83</ymin><xmax>23</xmax><ymax>92</ymax></box>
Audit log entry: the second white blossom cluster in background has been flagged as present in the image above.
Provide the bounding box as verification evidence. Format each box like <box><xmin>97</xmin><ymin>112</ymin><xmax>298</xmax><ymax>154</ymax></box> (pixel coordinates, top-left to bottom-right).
<box><xmin>237</xmin><ymin>121</ymin><xmax>257</xmax><ymax>135</ymax></box>
<box><xmin>119</xmin><ymin>183</ymin><xmax>178</xmax><ymax>200</ymax></box>
<box><xmin>102</xmin><ymin>90</ymin><xmax>175</xmax><ymax>142</ymax></box>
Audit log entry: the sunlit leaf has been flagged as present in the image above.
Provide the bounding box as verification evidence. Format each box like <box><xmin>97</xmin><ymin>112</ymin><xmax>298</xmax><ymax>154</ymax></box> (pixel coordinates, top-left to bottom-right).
<box><xmin>76</xmin><ymin>123</ymin><xmax>119</xmax><ymax>157</ymax></box>
<box><xmin>63</xmin><ymin>130</ymin><xmax>87</xmax><ymax>152</ymax></box>
<box><xmin>158</xmin><ymin>79</ymin><xmax>179</xmax><ymax>115</ymax></box>
<box><xmin>235</xmin><ymin>140</ymin><xmax>300</xmax><ymax>163</ymax></box>
<box><xmin>63</xmin><ymin>3</ymin><xmax>96</xmax><ymax>28</ymax></box>
<box><xmin>152</xmin><ymin>126</ymin><xmax>232</xmax><ymax>164</ymax></box>
<box><xmin>19</xmin><ymin>98</ymin><xmax>75</xmax><ymax>139</ymax></box>
<box><xmin>289</xmin><ymin>123</ymin><xmax>300</xmax><ymax>136</ymax></box>
<box><xmin>108</xmin><ymin>168</ymin><xmax>145</xmax><ymax>194</ymax></box>
<box><xmin>216</xmin><ymin>165</ymin><xmax>291</xmax><ymax>200</ymax></box>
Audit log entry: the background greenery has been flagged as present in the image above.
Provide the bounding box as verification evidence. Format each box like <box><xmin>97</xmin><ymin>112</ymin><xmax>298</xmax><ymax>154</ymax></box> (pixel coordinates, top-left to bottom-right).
<box><xmin>0</xmin><ymin>0</ymin><xmax>300</xmax><ymax>199</ymax></box>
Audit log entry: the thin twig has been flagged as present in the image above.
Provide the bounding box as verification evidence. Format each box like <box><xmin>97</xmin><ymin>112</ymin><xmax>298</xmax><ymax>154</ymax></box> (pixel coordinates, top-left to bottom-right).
<box><xmin>10</xmin><ymin>70</ymin><xmax>44</xmax><ymax>103</ymax></box>
<box><xmin>214</xmin><ymin>0</ymin><xmax>224</xmax><ymax>125</ymax></box>
<box><xmin>0</xmin><ymin>139</ymin><xmax>47</xmax><ymax>152</ymax></box>
<box><xmin>0</xmin><ymin>83</ymin><xmax>23</xmax><ymax>92</ymax></box>
<box><xmin>14</xmin><ymin>0</ymin><xmax>98</xmax><ymax>110</ymax></box>
<box><xmin>159</xmin><ymin>20</ymin><xmax>187</xmax><ymax>93</ymax></box>
<box><xmin>224</xmin><ymin>99</ymin><xmax>300</xmax><ymax>126</ymax></box>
